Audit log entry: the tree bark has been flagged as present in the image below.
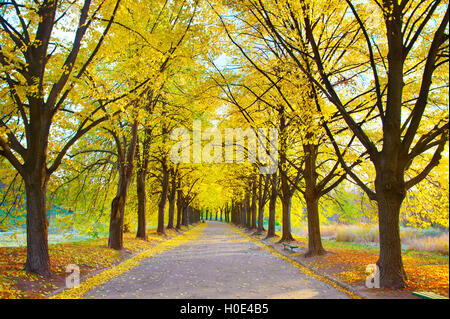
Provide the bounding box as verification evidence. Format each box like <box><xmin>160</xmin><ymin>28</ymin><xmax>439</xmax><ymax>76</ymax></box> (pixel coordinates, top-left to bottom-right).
<box><xmin>304</xmin><ymin>143</ymin><xmax>326</xmax><ymax>256</ymax></box>
<box><xmin>109</xmin><ymin>121</ymin><xmax>138</xmax><ymax>250</ymax></box>
<box><xmin>278</xmin><ymin>104</ymin><xmax>294</xmax><ymax>242</ymax></box>
<box><xmin>189</xmin><ymin>206</ymin><xmax>194</xmax><ymax>225</ymax></box>
<box><xmin>136</xmin><ymin>127</ymin><xmax>151</xmax><ymax>240</ymax></box>
<box><xmin>167</xmin><ymin>169</ymin><xmax>177</xmax><ymax>229</ymax></box>
<box><xmin>257</xmin><ymin>174</ymin><xmax>268</xmax><ymax>234</ymax></box>
<box><xmin>182</xmin><ymin>205</ymin><xmax>190</xmax><ymax>226</ymax></box>
<box><xmin>266</xmin><ymin>173</ymin><xmax>277</xmax><ymax>238</ymax></box>
<box><xmin>157</xmin><ymin>159</ymin><xmax>169</xmax><ymax>234</ymax></box>
<box><xmin>251</xmin><ymin>178</ymin><xmax>257</xmax><ymax>229</ymax></box>
<box><xmin>245</xmin><ymin>193</ymin><xmax>251</xmax><ymax>228</ymax></box>
<box><xmin>108</xmin><ymin>174</ymin><xmax>127</xmax><ymax>249</ymax></box>
<box><xmin>279</xmin><ymin>165</ymin><xmax>294</xmax><ymax>242</ymax></box>
<box><xmin>176</xmin><ymin>184</ymin><xmax>183</xmax><ymax>229</ymax></box>
<box><xmin>136</xmin><ymin>167</ymin><xmax>146</xmax><ymax>239</ymax></box>
<box><xmin>375</xmin><ymin>165</ymin><xmax>407</xmax><ymax>288</ymax></box>
<box><xmin>257</xmin><ymin>200</ymin><xmax>265</xmax><ymax>234</ymax></box>
<box><xmin>304</xmin><ymin>196</ymin><xmax>325</xmax><ymax>257</ymax></box>
<box><xmin>24</xmin><ymin>175</ymin><xmax>51</xmax><ymax>276</ymax></box>
<box><xmin>242</xmin><ymin>202</ymin><xmax>247</xmax><ymax>228</ymax></box>
<box><xmin>279</xmin><ymin>195</ymin><xmax>294</xmax><ymax>242</ymax></box>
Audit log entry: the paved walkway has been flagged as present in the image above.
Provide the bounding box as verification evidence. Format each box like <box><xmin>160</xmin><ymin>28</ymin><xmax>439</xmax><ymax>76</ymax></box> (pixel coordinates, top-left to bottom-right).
<box><xmin>85</xmin><ymin>221</ymin><xmax>349</xmax><ymax>299</ymax></box>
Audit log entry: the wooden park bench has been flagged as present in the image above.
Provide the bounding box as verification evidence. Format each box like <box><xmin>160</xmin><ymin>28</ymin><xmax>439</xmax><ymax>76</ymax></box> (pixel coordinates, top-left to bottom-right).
<box><xmin>282</xmin><ymin>242</ymin><xmax>298</xmax><ymax>252</ymax></box>
<box><xmin>412</xmin><ymin>291</ymin><xmax>448</xmax><ymax>299</ymax></box>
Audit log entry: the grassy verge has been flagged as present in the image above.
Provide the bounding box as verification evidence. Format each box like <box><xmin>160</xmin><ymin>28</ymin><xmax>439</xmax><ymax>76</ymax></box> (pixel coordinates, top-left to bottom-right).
<box><xmin>0</xmin><ymin>225</ymin><xmax>197</xmax><ymax>299</ymax></box>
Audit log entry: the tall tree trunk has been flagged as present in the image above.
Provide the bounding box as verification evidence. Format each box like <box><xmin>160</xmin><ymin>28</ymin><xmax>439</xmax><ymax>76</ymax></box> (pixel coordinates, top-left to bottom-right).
<box><xmin>279</xmin><ymin>195</ymin><xmax>294</xmax><ymax>242</ymax></box>
<box><xmin>167</xmin><ymin>170</ymin><xmax>177</xmax><ymax>229</ymax></box>
<box><xmin>304</xmin><ymin>143</ymin><xmax>325</xmax><ymax>256</ymax></box>
<box><xmin>375</xmin><ymin>9</ymin><xmax>407</xmax><ymax>289</ymax></box>
<box><xmin>182</xmin><ymin>206</ymin><xmax>189</xmax><ymax>226</ymax></box>
<box><xmin>22</xmin><ymin>97</ymin><xmax>52</xmax><ymax>276</ymax></box>
<box><xmin>176</xmin><ymin>184</ymin><xmax>183</xmax><ymax>229</ymax></box>
<box><xmin>167</xmin><ymin>190</ymin><xmax>176</xmax><ymax>229</ymax></box>
<box><xmin>237</xmin><ymin>203</ymin><xmax>241</xmax><ymax>225</ymax></box>
<box><xmin>278</xmin><ymin>105</ymin><xmax>294</xmax><ymax>242</ymax></box>
<box><xmin>242</xmin><ymin>202</ymin><xmax>247</xmax><ymax>228</ymax></box>
<box><xmin>304</xmin><ymin>196</ymin><xmax>325</xmax><ymax>256</ymax></box>
<box><xmin>238</xmin><ymin>203</ymin><xmax>242</xmax><ymax>225</ymax></box>
<box><xmin>245</xmin><ymin>194</ymin><xmax>251</xmax><ymax>228</ymax></box>
<box><xmin>181</xmin><ymin>206</ymin><xmax>188</xmax><ymax>226</ymax></box>
<box><xmin>375</xmin><ymin>166</ymin><xmax>407</xmax><ymax>288</ymax></box>
<box><xmin>109</xmin><ymin>121</ymin><xmax>138</xmax><ymax>250</ymax></box>
<box><xmin>376</xmin><ymin>193</ymin><xmax>406</xmax><ymax>289</ymax></box>
<box><xmin>279</xmin><ymin>164</ymin><xmax>294</xmax><ymax>242</ymax></box>
<box><xmin>182</xmin><ymin>197</ymin><xmax>189</xmax><ymax>227</ymax></box>
<box><xmin>157</xmin><ymin>159</ymin><xmax>169</xmax><ymax>234</ymax></box>
<box><xmin>136</xmin><ymin>140</ymin><xmax>148</xmax><ymax>240</ymax></box>
<box><xmin>266</xmin><ymin>173</ymin><xmax>277</xmax><ymax>238</ymax></box>
<box><xmin>109</xmin><ymin>171</ymin><xmax>134</xmax><ymax>249</ymax></box>
<box><xmin>231</xmin><ymin>204</ymin><xmax>235</xmax><ymax>224</ymax></box>
<box><xmin>193</xmin><ymin>208</ymin><xmax>197</xmax><ymax>223</ymax></box>
<box><xmin>136</xmin><ymin>167</ymin><xmax>146</xmax><ymax>239</ymax></box>
<box><xmin>24</xmin><ymin>174</ymin><xmax>51</xmax><ymax>276</ymax></box>
<box><xmin>251</xmin><ymin>179</ymin><xmax>257</xmax><ymax>229</ymax></box>
<box><xmin>189</xmin><ymin>207</ymin><xmax>194</xmax><ymax>225</ymax></box>
<box><xmin>108</xmin><ymin>173</ymin><xmax>127</xmax><ymax>250</ymax></box>
<box><xmin>136</xmin><ymin>128</ymin><xmax>151</xmax><ymax>240</ymax></box>
<box><xmin>257</xmin><ymin>201</ymin><xmax>265</xmax><ymax>234</ymax></box>
<box><xmin>257</xmin><ymin>174</ymin><xmax>268</xmax><ymax>234</ymax></box>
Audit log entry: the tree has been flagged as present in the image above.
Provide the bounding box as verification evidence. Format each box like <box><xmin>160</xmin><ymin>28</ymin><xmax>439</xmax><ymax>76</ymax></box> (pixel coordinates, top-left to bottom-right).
<box><xmin>167</xmin><ymin>166</ymin><xmax>179</xmax><ymax>229</ymax></box>
<box><xmin>266</xmin><ymin>172</ymin><xmax>278</xmax><ymax>238</ymax></box>
<box><xmin>0</xmin><ymin>0</ymin><xmax>122</xmax><ymax>275</ymax></box>
<box><xmin>107</xmin><ymin>118</ymin><xmax>138</xmax><ymax>249</ymax></box>
<box><xmin>256</xmin><ymin>173</ymin><xmax>270</xmax><ymax>234</ymax></box>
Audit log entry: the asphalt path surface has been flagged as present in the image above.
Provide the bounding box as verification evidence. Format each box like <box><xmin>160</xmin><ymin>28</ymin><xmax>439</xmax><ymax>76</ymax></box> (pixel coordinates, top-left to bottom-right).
<box><xmin>86</xmin><ymin>221</ymin><xmax>349</xmax><ymax>299</ymax></box>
